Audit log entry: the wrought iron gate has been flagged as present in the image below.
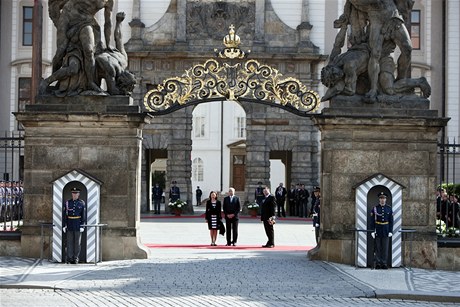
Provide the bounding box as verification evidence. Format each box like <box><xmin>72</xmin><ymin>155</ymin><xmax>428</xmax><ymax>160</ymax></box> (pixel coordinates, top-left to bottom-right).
<box><xmin>0</xmin><ymin>131</ymin><xmax>24</xmax><ymax>230</ymax></box>
<box><xmin>438</xmin><ymin>138</ymin><xmax>459</xmax><ymax>187</ymax></box>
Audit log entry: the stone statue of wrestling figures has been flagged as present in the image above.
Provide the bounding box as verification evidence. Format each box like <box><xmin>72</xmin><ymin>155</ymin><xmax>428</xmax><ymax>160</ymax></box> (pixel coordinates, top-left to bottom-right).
<box><xmin>321</xmin><ymin>0</ymin><xmax>431</xmax><ymax>105</ymax></box>
<box><xmin>40</xmin><ymin>0</ymin><xmax>136</xmax><ymax>97</ymax></box>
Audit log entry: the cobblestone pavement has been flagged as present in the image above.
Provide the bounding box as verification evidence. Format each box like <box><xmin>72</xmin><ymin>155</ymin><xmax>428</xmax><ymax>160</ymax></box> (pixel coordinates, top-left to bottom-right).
<box><xmin>1</xmin><ymin>216</ymin><xmax>459</xmax><ymax>306</ymax></box>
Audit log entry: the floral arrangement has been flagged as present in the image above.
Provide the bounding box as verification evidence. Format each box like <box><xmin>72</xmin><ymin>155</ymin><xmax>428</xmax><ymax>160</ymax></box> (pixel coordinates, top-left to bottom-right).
<box><xmin>247</xmin><ymin>202</ymin><xmax>259</xmax><ymax>210</ymax></box>
<box><xmin>436</xmin><ymin>219</ymin><xmax>460</xmax><ymax>238</ymax></box>
<box><xmin>446</xmin><ymin>227</ymin><xmax>460</xmax><ymax>238</ymax></box>
<box><xmin>436</xmin><ymin>219</ymin><xmax>446</xmax><ymax>235</ymax></box>
<box><xmin>168</xmin><ymin>199</ymin><xmax>187</xmax><ymax>210</ymax></box>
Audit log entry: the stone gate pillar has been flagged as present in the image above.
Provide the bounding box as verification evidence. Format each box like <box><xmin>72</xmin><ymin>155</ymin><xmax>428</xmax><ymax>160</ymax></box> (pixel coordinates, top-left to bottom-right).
<box><xmin>309</xmin><ymin>100</ymin><xmax>448</xmax><ymax>269</ymax></box>
<box><xmin>165</xmin><ymin>108</ymin><xmax>193</xmax><ymax>213</ymax></box>
<box><xmin>15</xmin><ymin>96</ymin><xmax>150</xmax><ymax>261</ymax></box>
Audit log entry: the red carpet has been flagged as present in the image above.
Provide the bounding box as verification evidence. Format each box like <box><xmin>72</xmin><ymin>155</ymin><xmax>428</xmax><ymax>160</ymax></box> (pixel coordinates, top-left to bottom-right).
<box><xmin>142</xmin><ymin>214</ymin><xmax>312</xmax><ymax>222</ymax></box>
<box><xmin>145</xmin><ymin>243</ymin><xmax>314</xmax><ymax>251</ymax></box>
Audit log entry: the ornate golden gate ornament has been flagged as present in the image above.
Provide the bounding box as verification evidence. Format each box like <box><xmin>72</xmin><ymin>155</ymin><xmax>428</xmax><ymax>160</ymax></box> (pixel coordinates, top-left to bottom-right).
<box><xmin>143</xmin><ymin>25</ymin><xmax>320</xmax><ymax>116</ymax></box>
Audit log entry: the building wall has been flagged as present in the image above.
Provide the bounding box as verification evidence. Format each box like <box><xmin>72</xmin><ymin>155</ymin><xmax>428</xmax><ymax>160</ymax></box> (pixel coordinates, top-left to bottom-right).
<box><xmin>445</xmin><ymin>0</ymin><xmax>460</xmax><ymax>139</ymax></box>
<box><xmin>0</xmin><ymin>0</ymin><xmax>13</xmax><ymax>132</ymax></box>
<box><xmin>191</xmin><ymin>101</ymin><xmax>246</xmax><ymax>198</ymax></box>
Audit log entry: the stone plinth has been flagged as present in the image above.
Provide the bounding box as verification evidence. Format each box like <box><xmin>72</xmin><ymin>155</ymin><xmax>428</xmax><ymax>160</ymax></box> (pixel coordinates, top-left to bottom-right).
<box><xmin>15</xmin><ymin>96</ymin><xmax>150</xmax><ymax>261</ymax></box>
<box><xmin>309</xmin><ymin>99</ymin><xmax>448</xmax><ymax>269</ymax></box>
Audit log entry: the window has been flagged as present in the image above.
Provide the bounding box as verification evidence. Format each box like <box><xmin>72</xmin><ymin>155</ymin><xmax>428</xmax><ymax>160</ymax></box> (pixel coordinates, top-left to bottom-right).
<box><xmin>193</xmin><ymin>116</ymin><xmax>206</xmax><ymax>138</ymax></box>
<box><xmin>192</xmin><ymin>158</ymin><xmax>204</xmax><ymax>181</ymax></box>
<box><xmin>410</xmin><ymin>10</ymin><xmax>421</xmax><ymax>50</ymax></box>
<box><xmin>233</xmin><ymin>155</ymin><xmax>245</xmax><ymax>165</ymax></box>
<box><xmin>17</xmin><ymin>78</ymin><xmax>31</xmax><ymax>130</ymax></box>
<box><xmin>18</xmin><ymin>78</ymin><xmax>31</xmax><ymax>110</ymax></box>
<box><xmin>235</xmin><ymin>116</ymin><xmax>246</xmax><ymax>139</ymax></box>
<box><xmin>23</xmin><ymin>7</ymin><xmax>33</xmax><ymax>46</ymax></box>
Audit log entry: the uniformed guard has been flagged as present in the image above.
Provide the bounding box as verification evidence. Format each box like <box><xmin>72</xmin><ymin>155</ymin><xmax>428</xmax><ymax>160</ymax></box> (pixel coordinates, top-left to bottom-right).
<box><xmin>18</xmin><ymin>181</ymin><xmax>24</xmax><ymax>220</ymax></box>
<box><xmin>169</xmin><ymin>180</ymin><xmax>180</xmax><ymax>203</ymax></box>
<box><xmin>312</xmin><ymin>186</ymin><xmax>321</xmax><ymax>244</ymax></box>
<box><xmin>5</xmin><ymin>181</ymin><xmax>12</xmax><ymax>223</ymax></box>
<box><xmin>254</xmin><ymin>182</ymin><xmax>264</xmax><ymax>206</ymax></box>
<box><xmin>254</xmin><ymin>182</ymin><xmax>265</xmax><ymax>215</ymax></box>
<box><xmin>11</xmin><ymin>181</ymin><xmax>19</xmax><ymax>220</ymax></box>
<box><xmin>63</xmin><ymin>187</ymin><xmax>86</xmax><ymax>264</ymax></box>
<box><xmin>152</xmin><ymin>182</ymin><xmax>163</xmax><ymax>214</ymax></box>
<box><xmin>370</xmin><ymin>192</ymin><xmax>393</xmax><ymax>269</ymax></box>
<box><xmin>0</xmin><ymin>180</ymin><xmax>5</xmax><ymax>223</ymax></box>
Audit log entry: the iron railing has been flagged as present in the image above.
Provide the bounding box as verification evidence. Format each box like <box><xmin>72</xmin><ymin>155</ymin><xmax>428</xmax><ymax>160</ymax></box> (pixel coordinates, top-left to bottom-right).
<box><xmin>0</xmin><ymin>131</ymin><xmax>24</xmax><ymax>231</ymax></box>
<box><xmin>437</xmin><ymin>137</ymin><xmax>460</xmax><ymax>241</ymax></box>
<box><xmin>438</xmin><ymin>137</ymin><xmax>459</xmax><ymax>188</ymax></box>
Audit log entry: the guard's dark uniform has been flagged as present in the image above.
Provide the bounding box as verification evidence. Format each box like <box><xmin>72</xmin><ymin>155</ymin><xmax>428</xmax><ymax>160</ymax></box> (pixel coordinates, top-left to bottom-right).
<box><xmin>370</xmin><ymin>193</ymin><xmax>393</xmax><ymax>269</ymax></box>
<box><xmin>169</xmin><ymin>181</ymin><xmax>180</xmax><ymax>203</ymax></box>
<box><xmin>152</xmin><ymin>184</ymin><xmax>163</xmax><ymax>214</ymax></box>
<box><xmin>254</xmin><ymin>182</ymin><xmax>264</xmax><ymax>215</ymax></box>
<box><xmin>63</xmin><ymin>188</ymin><xmax>86</xmax><ymax>264</ymax></box>
<box><xmin>254</xmin><ymin>184</ymin><xmax>264</xmax><ymax>205</ymax></box>
<box><xmin>311</xmin><ymin>187</ymin><xmax>321</xmax><ymax>244</ymax></box>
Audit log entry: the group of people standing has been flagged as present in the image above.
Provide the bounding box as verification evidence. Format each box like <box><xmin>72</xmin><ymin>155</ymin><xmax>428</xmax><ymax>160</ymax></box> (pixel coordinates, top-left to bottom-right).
<box><xmin>285</xmin><ymin>183</ymin><xmax>319</xmax><ymax>218</ymax></box>
<box><xmin>204</xmin><ymin>188</ymin><xmax>241</xmax><ymax>246</ymax></box>
<box><xmin>153</xmin><ymin>181</ymin><xmax>322</xmax><ymax>247</ymax></box>
<box><xmin>151</xmin><ymin>180</ymin><xmax>182</xmax><ymax>214</ymax></box>
<box><xmin>205</xmin><ymin>186</ymin><xmax>277</xmax><ymax>248</ymax></box>
<box><xmin>0</xmin><ymin>180</ymin><xmax>24</xmax><ymax>224</ymax></box>
<box><xmin>436</xmin><ymin>188</ymin><xmax>460</xmax><ymax>228</ymax></box>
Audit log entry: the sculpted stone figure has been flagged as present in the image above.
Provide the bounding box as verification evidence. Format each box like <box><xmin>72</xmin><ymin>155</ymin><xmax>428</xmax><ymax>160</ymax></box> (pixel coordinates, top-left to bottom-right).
<box><xmin>348</xmin><ymin>0</ymin><xmax>413</xmax><ymax>102</ymax></box>
<box><xmin>321</xmin><ymin>41</ymin><xmax>430</xmax><ymax>102</ymax></box>
<box><xmin>321</xmin><ymin>44</ymin><xmax>370</xmax><ymax>102</ymax></box>
<box><xmin>52</xmin><ymin>0</ymin><xmax>113</xmax><ymax>93</ymax></box>
<box><xmin>322</xmin><ymin>0</ymin><xmax>424</xmax><ymax>104</ymax></box>
<box><xmin>95</xmin><ymin>12</ymin><xmax>136</xmax><ymax>95</ymax></box>
<box><xmin>41</xmin><ymin>1</ymin><xmax>135</xmax><ymax>97</ymax></box>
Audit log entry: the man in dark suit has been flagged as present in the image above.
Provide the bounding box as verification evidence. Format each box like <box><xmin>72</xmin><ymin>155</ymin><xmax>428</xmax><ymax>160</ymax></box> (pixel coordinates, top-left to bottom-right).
<box><xmin>275</xmin><ymin>183</ymin><xmax>287</xmax><ymax>217</ymax></box>
<box><xmin>223</xmin><ymin>187</ymin><xmax>241</xmax><ymax>246</ymax></box>
<box><xmin>261</xmin><ymin>186</ymin><xmax>277</xmax><ymax>248</ymax></box>
<box><xmin>288</xmin><ymin>184</ymin><xmax>296</xmax><ymax>216</ymax></box>
<box><xmin>298</xmin><ymin>184</ymin><xmax>310</xmax><ymax>218</ymax></box>
<box><xmin>195</xmin><ymin>186</ymin><xmax>203</xmax><ymax>206</ymax></box>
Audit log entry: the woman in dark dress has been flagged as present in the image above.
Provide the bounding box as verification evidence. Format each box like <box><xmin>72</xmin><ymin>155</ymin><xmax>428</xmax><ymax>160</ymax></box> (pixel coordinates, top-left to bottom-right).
<box><xmin>205</xmin><ymin>191</ymin><xmax>222</xmax><ymax>246</ymax></box>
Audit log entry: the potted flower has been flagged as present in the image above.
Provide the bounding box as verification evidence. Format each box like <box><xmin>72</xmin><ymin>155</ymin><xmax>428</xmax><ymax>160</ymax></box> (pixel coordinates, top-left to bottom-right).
<box><xmin>168</xmin><ymin>199</ymin><xmax>187</xmax><ymax>216</ymax></box>
<box><xmin>446</xmin><ymin>227</ymin><xmax>460</xmax><ymax>238</ymax></box>
<box><xmin>247</xmin><ymin>202</ymin><xmax>259</xmax><ymax>217</ymax></box>
<box><xmin>436</xmin><ymin>219</ymin><xmax>447</xmax><ymax>237</ymax></box>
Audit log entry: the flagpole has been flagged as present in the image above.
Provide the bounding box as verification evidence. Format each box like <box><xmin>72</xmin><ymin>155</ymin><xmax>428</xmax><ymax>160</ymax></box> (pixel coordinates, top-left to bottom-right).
<box><xmin>31</xmin><ymin>0</ymin><xmax>43</xmax><ymax>104</ymax></box>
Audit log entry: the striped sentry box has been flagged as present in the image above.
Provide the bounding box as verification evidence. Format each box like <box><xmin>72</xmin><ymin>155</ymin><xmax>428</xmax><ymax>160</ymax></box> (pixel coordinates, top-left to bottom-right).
<box><xmin>355</xmin><ymin>173</ymin><xmax>403</xmax><ymax>268</ymax></box>
<box><xmin>52</xmin><ymin>170</ymin><xmax>101</xmax><ymax>263</ymax></box>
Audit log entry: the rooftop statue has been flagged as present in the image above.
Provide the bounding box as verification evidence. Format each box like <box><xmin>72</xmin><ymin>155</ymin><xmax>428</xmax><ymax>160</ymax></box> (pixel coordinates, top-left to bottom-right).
<box><xmin>40</xmin><ymin>0</ymin><xmax>135</xmax><ymax>97</ymax></box>
<box><xmin>321</xmin><ymin>0</ymin><xmax>430</xmax><ymax>104</ymax></box>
